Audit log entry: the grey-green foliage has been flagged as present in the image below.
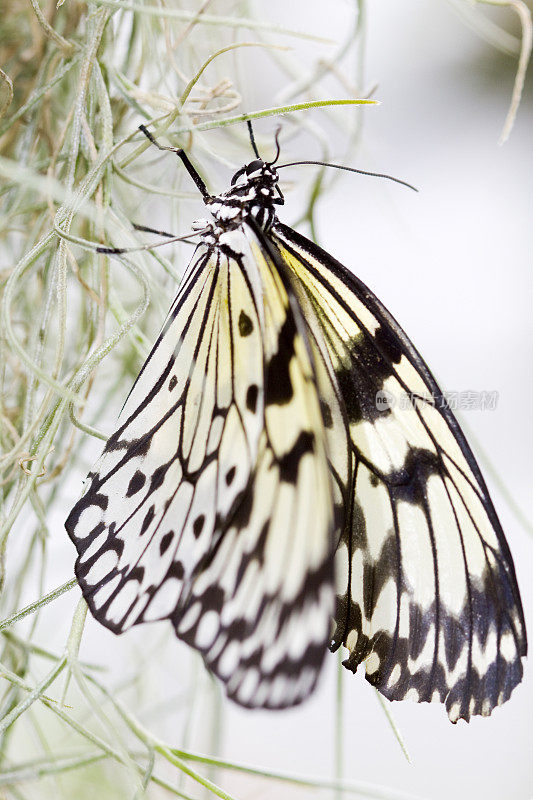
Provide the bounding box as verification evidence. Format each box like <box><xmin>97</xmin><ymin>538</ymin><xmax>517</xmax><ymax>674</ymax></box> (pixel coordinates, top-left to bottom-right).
<box><xmin>0</xmin><ymin>1</ymin><xmax>379</xmax><ymax>796</ymax></box>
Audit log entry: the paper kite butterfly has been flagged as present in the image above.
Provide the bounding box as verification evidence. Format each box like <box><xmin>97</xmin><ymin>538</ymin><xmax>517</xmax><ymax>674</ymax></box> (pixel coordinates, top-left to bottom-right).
<box><xmin>65</xmin><ymin>123</ymin><xmax>526</xmax><ymax>722</ymax></box>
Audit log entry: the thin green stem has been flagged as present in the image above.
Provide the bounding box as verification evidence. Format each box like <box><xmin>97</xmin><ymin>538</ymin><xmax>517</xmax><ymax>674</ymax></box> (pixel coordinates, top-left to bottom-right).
<box><xmin>0</xmin><ymin>657</ymin><xmax>67</xmax><ymax>735</ymax></box>
<box><xmin>28</xmin><ymin>0</ymin><xmax>75</xmax><ymax>55</ymax></box>
<box><xmin>90</xmin><ymin>2</ymin><xmax>334</xmax><ymax>42</ymax></box>
<box><xmin>0</xmin><ymin>580</ymin><xmax>77</xmax><ymax>632</ymax></box>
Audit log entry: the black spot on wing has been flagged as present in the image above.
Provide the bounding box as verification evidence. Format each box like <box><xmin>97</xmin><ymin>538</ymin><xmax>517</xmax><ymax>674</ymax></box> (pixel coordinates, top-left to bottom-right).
<box><xmin>168</xmin><ymin>560</ymin><xmax>184</xmax><ymax>580</ymax></box>
<box><xmin>105</xmin><ymin>435</ymin><xmax>151</xmax><ymax>464</ymax></box>
<box><xmin>103</xmin><ymin>430</ymin><xmax>129</xmax><ymax>453</ymax></box>
<box><xmin>225</xmin><ymin>466</ymin><xmax>236</xmax><ymax>485</ymax></box>
<box><xmin>278</xmin><ymin>431</ymin><xmax>315</xmax><ymax>484</ymax></box>
<box><xmin>230</xmin><ymin>484</ymin><xmax>255</xmax><ymax>529</ymax></box>
<box><xmin>334</xmin><ymin>362</ymin><xmax>361</xmax><ymax>424</ymax></box>
<box><xmin>189</xmin><ymin>584</ymin><xmax>224</xmax><ymax>615</ymax></box>
<box><xmin>246</xmin><ymin>384</ymin><xmax>258</xmax><ymax>413</ymax></box>
<box><xmin>126</xmin><ymin>470</ymin><xmax>146</xmax><ymax>497</ymax></box>
<box><xmin>193</xmin><ymin>514</ymin><xmax>205</xmax><ymax>538</ymax></box>
<box><xmin>333</xmin><ymin>332</ymin><xmax>400</xmax><ymax>425</ymax></box>
<box><xmin>238</xmin><ymin>310</ymin><xmax>254</xmax><ymax>337</ymax></box>
<box><xmin>141</xmin><ymin>505</ymin><xmax>155</xmax><ymax>535</ymax></box>
<box><xmin>389</xmin><ymin>448</ymin><xmax>441</xmax><ymax>494</ymax></box>
<box><xmin>169</xmin><ymin>375</ymin><xmax>177</xmax><ymax>391</ymax></box>
<box><xmin>135</xmin><ymin>437</ymin><xmax>152</xmax><ymax>458</ymax></box>
<box><xmin>159</xmin><ymin>530</ymin><xmax>174</xmax><ymax>555</ymax></box>
<box><xmin>150</xmin><ymin>463</ymin><xmax>169</xmax><ymax>492</ymax></box>
<box><xmin>265</xmin><ymin>316</ymin><xmax>296</xmax><ymax>406</ymax></box>
<box><xmin>320</xmin><ymin>400</ymin><xmax>333</xmax><ymax>429</ymax></box>
<box><xmin>374</xmin><ymin>325</ymin><xmax>403</xmax><ymax>365</ymax></box>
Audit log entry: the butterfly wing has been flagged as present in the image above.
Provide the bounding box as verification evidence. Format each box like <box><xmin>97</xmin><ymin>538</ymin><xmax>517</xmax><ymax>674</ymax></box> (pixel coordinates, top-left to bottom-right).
<box><xmin>66</xmin><ymin>228</ymin><xmax>335</xmax><ymax>709</ymax></box>
<box><xmin>273</xmin><ymin>222</ymin><xmax>526</xmax><ymax>722</ymax></box>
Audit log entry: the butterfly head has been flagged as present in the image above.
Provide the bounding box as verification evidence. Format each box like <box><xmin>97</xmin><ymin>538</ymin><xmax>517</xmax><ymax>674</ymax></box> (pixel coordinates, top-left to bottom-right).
<box><xmin>203</xmin><ymin>158</ymin><xmax>283</xmax><ymax>234</ymax></box>
<box><xmin>229</xmin><ymin>158</ymin><xmax>270</xmax><ymax>185</ymax></box>
<box><xmin>227</xmin><ymin>158</ymin><xmax>280</xmax><ymax>200</ymax></box>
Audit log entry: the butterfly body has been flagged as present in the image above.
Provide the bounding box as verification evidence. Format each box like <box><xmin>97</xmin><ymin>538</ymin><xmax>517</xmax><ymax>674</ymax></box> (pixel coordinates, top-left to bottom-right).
<box><xmin>66</xmin><ymin>142</ymin><xmax>526</xmax><ymax>721</ymax></box>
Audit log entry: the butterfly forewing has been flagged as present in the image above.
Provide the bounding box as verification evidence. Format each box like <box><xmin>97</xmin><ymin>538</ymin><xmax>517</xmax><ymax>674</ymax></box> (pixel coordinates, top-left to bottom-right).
<box><xmin>273</xmin><ymin>223</ymin><xmax>526</xmax><ymax>722</ymax></box>
<box><xmin>66</xmin><ymin>226</ymin><xmax>336</xmax><ymax>709</ymax></box>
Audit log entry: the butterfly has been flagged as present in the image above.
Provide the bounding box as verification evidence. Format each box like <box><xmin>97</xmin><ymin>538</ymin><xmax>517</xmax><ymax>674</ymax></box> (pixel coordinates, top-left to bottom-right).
<box><xmin>65</xmin><ymin>122</ymin><xmax>526</xmax><ymax>722</ymax></box>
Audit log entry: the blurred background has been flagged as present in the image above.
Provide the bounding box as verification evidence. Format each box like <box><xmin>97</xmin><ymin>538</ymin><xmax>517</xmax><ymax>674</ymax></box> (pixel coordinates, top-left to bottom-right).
<box><xmin>1</xmin><ymin>0</ymin><xmax>532</xmax><ymax>798</ymax></box>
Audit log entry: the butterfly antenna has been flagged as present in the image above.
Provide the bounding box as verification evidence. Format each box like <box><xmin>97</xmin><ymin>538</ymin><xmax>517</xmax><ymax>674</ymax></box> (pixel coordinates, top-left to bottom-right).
<box><xmin>139</xmin><ymin>125</ymin><xmax>211</xmax><ymax>200</ymax></box>
<box><xmin>269</xmin><ymin>126</ymin><xmax>282</xmax><ymax>166</ymax></box>
<box><xmin>247</xmin><ymin>120</ymin><xmax>261</xmax><ymax>159</ymax></box>
<box><xmin>276</xmin><ymin>160</ymin><xmax>418</xmax><ymax>192</ymax></box>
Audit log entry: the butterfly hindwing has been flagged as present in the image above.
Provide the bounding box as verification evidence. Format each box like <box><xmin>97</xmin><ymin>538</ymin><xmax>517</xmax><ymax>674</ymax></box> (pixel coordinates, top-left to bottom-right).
<box><xmin>274</xmin><ymin>222</ymin><xmax>526</xmax><ymax>722</ymax></box>
<box><xmin>66</xmin><ymin>226</ymin><xmax>335</xmax><ymax>709</ymax></box>
<box><xmin>175</xmin><ymin>226</ymin><xmax>336</xmax><ymax>707</ymax></box>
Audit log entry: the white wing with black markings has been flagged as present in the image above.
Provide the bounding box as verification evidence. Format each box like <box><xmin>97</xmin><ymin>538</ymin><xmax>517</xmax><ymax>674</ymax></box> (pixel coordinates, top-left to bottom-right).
<box><xmin>66</xmin><ymin>226</ymin><xmax>336</xmax><ymax>709</ymax></box>
<box><xmin>65</xmin><ymin>134</ymin><xmax>526</xmax><ymax>722</ymax></box>
<box><xmin>274</xmin><ymin>222</ymin><xmax>526</xmax><ymax>722</ymax></box>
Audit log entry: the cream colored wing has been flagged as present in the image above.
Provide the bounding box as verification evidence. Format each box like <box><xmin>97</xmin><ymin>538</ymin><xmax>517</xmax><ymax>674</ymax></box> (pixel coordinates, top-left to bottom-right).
<box><xmin>274</xmin><ymin>222</ymin><xmax>526</xmax><ymax>722</ymax></box>
<box><xmin>66</xmin><ymin>226</ymin><xmax>336</xmax><ymax>709</ymax></box>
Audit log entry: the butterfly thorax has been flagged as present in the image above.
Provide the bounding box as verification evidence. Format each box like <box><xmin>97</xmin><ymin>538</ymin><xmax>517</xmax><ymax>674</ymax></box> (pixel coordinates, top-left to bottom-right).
<box><xmin>194</xmin><ymin>159</ymin><xmax>283</xmax><ymax>245</ymax></box>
